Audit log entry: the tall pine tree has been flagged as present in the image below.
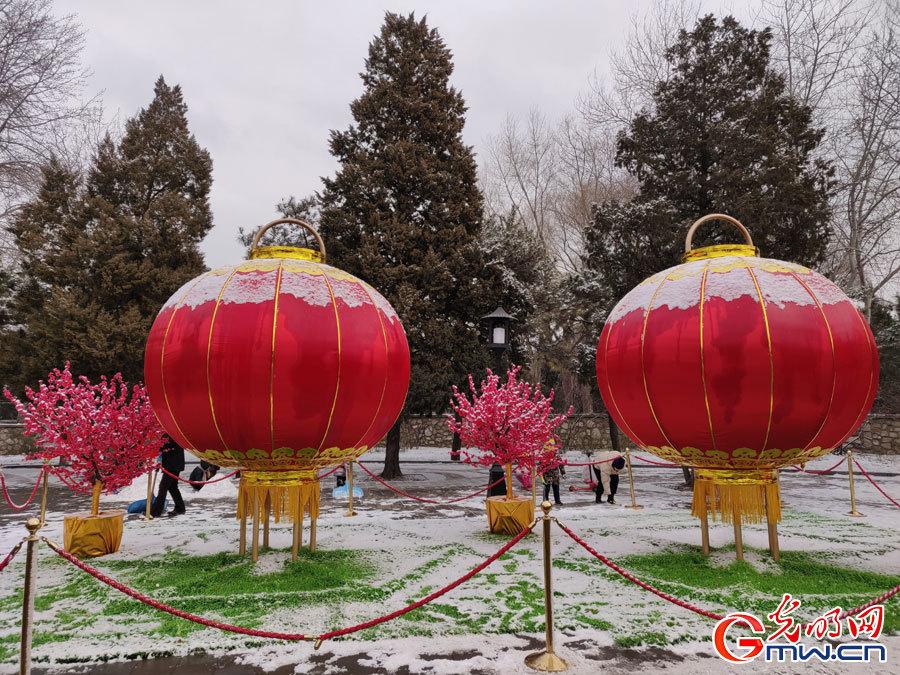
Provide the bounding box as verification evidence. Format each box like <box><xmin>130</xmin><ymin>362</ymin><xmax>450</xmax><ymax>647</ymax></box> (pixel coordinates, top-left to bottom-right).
<box><xmin>319</xmin><ymin>13</ymin><xmax>501</xmax><ymax>478</ymax></box>
<box><xmin>0</xmin><ymin>76</ymin><xmax>212</xmax><ymax>390</ymax></box>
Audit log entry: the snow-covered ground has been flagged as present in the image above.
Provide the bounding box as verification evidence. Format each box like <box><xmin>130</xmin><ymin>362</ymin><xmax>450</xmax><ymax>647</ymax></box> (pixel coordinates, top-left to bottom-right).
<box><xmin>0</xmin><ymin>448</ymin><xmax>898</xmax><ymax>674</ymax></box>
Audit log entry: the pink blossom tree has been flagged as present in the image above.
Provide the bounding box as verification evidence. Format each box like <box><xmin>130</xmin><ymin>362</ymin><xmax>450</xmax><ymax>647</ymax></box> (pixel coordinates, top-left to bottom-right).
<box><xmin>447</xmin><ymin>365</ymin><xmax>572</xmax><ymax>499</ymax></box>
<box><xmin>4</xmin><ymin>363</ymin><xmax>166</xmax><ymax>515</ymax></box>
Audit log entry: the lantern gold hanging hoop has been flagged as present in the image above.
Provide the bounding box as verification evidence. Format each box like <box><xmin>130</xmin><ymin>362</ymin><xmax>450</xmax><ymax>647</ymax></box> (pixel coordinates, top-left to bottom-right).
<box><xmin>249</xmin><ymin>218</ymin><xmax>327</xmax><ymax>263</ymax></box>
<box><xmin>682</xmin><ymin>213</ymin><xmax>760</xmax><ymax>262</ymax></box>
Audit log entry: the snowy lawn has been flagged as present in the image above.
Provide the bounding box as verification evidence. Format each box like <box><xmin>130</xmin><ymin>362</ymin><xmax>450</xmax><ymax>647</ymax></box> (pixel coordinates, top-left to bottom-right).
<box><xmin>0</xmin><ymin>448</ymin><xmax>898</xmax><ymax>673</ymax></box>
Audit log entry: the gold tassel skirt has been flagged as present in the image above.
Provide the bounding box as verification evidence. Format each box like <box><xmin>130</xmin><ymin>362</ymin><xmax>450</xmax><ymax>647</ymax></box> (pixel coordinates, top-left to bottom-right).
<box><xmin>691</xmin><ymin>469</ymin><xmax>781</xmax><ymax>524</ymax></box>
<box><xmin>236</xmin><ymin>470</ymin><xmax>320</xmax><ymax>524</ymax></box>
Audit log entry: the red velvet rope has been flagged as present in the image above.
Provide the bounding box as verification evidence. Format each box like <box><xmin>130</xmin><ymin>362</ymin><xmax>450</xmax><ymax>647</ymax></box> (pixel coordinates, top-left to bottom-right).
<box><xmin>633</xmin><ymin>455</ymin><xmax>680</xmax><ymax>467</ymax></box>
<box><xmin>317</xmin><ymin>520</ymin><xmax>535</xmax><ymax>641</ymax></box>
<box><xmin>0</xmin><ymin>539</ymin><xmax>24</xmax><ymax>572</ymax></box>
<box><xmin>557</xmin><ymin>519</ymin><xmax>900</xmax><ymax>628</ymax></box>
<box><xmin>43</xmin><ymin>539</ymin><xmax>311</xmax><ymax>640</ymax></box>
<box><xmin>0</xmin><ymin>465</ymin><xmax>46</xmax><ymax>509</ymax></box>
<box><xmin>155</xmin><ymin>465</ymin><xmax>240</xmax><ymax>485</ymax></box>
<box><xmin>791</xmin><ymin>457</ymin><xmax>846</xmax><ymax>474</ymax></box>
<box><xmin>563</xmin><ymin>456</ymin><xmax>617</xmax><ymax>467</ymax></box>
<box><xmin>854</xmin><ymin>460</ymin><xmax>900</xmax><ymax>508</ymax></box>
<box><xmin>318</xmin><ymin>465</ymin><xmax>342</xmax><ymax>479</ymax></box>
<box><xmin>354</xmin><ymin>461</ymin><xmax>507</xmax><ymax>504</ymax></box>
<box><xmin>43</xmin><ymin>519</ymin><xmax>535</xmax><ymax>645</ymax></box>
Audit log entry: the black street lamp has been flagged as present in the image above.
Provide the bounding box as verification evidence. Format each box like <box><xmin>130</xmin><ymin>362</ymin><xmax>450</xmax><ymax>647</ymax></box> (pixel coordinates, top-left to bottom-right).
<box><xmin>482</xmin><ymin>305</ymin><xmax>514</xmax><ymax>373</ymax></box>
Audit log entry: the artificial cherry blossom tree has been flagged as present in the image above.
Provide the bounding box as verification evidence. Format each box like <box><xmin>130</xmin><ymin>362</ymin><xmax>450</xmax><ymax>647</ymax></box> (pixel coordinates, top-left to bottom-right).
<box><xmin>4</xmin><ymin>363</ymin><xmax>165</xmax><ymax>515</ymax></box>
<box><xmin>447</xmin><ymin>366</ymin><xmax>572</xmax><ymax>499</ymax></box>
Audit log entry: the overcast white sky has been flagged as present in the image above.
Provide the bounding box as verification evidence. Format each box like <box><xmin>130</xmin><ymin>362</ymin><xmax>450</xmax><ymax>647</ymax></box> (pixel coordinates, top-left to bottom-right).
<box><xmin>58</xmin><ymin>0</ymin><xmax>748</xmax><ymax>268</ymax></box>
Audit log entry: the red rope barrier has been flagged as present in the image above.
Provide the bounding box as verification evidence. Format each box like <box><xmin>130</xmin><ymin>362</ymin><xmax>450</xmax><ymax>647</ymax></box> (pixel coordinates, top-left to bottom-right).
<box><xmin>43</xmin><ymin>518</ymin><xmax>535</xmax><ymax>645</ymax></box>
<box><xmin>632</xmin><ymin>455</ymin><xmax>680</xmax><ymax>467</ymax></box>
<box><xmin>854</xmin><ymin>460</ymin><xmax>900</xmax><ymax>508</ymax></box>
<box><xmin>318</xmin><ymin>465</ymin><xmax>342</xmax><ymax>479</ymax></box>
<box><xmin>0</xmin><ymin>466</ymin><xmax>45</xmax><ymax>509</ymax></box>
<box><xmin>156</xmin><ymin>465</ymin><xmax>240</xmax><ymax>485</ymax></box>
<box><xmin>354</xmin><ymin>461</ymin><xmax>507</xmax><ymax>504</ymax></box>
<box><xmin>317</xmin><ymin>520</ymin><xmax>535</xmax><ymax>641</ymax></box>
<box><xmin>563</xmin><ymin>456</ymin><xmax>617</xmax><ymax>467</ymax></box>
<box><xmin>0</xmin><ymin>539</ymin><xmax>24</xmax><ymax>572</ymax></box>
<box><xmin>557</xmin><ymin>520</ymin><xmax>900</xmax><ymax>628</ymax></box>
<box><xmin>43</xmin><ymin>538</ymin><xmax>312</xmax><ymax>640</ymax></box>
<box><xmin>791</xmin><ymin>457</ymin><xmax>846</xmax><ymax>474</ymax></box>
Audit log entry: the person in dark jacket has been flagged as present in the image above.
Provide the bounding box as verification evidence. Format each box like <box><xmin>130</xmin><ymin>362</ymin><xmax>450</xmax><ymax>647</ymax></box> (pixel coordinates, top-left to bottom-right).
<box><xmin>151</xmin><ymin>435</ymin><xmax>186</xmax><ymax>517</ymax></box>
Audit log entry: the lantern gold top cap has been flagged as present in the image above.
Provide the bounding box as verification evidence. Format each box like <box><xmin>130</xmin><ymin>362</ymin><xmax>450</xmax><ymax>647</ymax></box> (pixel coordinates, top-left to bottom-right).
<box><xmin>248</xmin><ymin>218</ymin><xmax>326</xmax><ymax>263</ymax></box>
<box><xmin>682</xmin><ymin>214</ymin><xmax>759</xmax><ymax>263</ymax></box>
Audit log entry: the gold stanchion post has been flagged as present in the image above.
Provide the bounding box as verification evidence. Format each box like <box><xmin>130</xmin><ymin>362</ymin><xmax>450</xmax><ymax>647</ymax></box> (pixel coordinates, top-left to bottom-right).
<box><xmin>623</xmin><ymin>448</ymin><xmax>643</xmax><ymax>510</ymax></box>
<box><xmin>344</xmin><ymin>462</ymin><xmax>357</xmax><ymax>517</ymax></box>
<box><xmin>525</xmin><ymin>501</ymin><xmax>568</xmax><ymax>672</ymax></box>
<box><xmin>765</xmin><ymin>473</ymin><xmax>780</xmax><ymax>562</ymax></box>
<box><xmin>38</xmin><ymin>463</ymin><xmax>49</xmax><ymax>528</ymax></box>
<box><xmin>144</xmin><ymin>470</ymin><xmax>156</xmax><ymax>521</ymax></box>
<box><xmin>20</xmin><ymin>518</ymin><xmax>41</xmax><ymax>675</ymax></box>
<box><xmin>846</xmin><ymin>450</ymin><xmax>864</xmax><ymax>517</ymax></box>
<box><xmin>532</xmin><ymin>465</ymin><xmax>537</xmax><ymax>507</ymax></box>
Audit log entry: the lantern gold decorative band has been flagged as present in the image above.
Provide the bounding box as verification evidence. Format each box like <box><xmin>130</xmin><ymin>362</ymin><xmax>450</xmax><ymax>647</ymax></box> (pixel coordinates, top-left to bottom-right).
<box><xmin>682</xmin><ymin>243</ymin><xmax>759</xmax><ymax>262</ymax></box>
<box><xmin>250</xmin><ymin>246</ymin><xmax>325</xmax><ymax>263</ymax></box>
<box><xmin>249</xmin><ymin>218</ymin><xmax>327</xmax><ymax>262</ymax></box>
<box><xmin>241</xmin><ymin>469</ymin><xmax>318</xmax><ymax>487</ymax></box>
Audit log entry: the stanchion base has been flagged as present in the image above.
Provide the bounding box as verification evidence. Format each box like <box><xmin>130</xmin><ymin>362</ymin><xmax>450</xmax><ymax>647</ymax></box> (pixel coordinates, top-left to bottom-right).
<box><xmin>624</xmin><ymin>505</ymin><xmax>644</xmax><ymax>510</ymax></box>
<box><xmin>344</xmin><ymin>511</ymin><xmax>357</xmax><ymax>518</ymax></box>
<box><xmin>524</xmin><ymin>650</ymin><xmax>568</xmax><ymax>672</ymax></box>
<box><xmin>847</xmin><ymin>511</ymin><xmax>865</xmax><ymax>517</ymax></box>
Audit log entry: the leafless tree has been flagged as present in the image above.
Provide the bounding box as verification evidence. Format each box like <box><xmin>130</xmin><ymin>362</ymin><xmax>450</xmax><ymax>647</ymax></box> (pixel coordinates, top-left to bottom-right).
<box><xmin>829</xmin><ymin>2</ymin><xmax>900</xmax><ymax>319</ymax></box>
<box><xmin>577</xmin><ymin>0</ymin><xmax>701</xmax><ymax>132</ymax></box>
<box><xmin>0</xmin><ymin>0</ymin><xmax>101</xmax><ymax>250</ymax></box>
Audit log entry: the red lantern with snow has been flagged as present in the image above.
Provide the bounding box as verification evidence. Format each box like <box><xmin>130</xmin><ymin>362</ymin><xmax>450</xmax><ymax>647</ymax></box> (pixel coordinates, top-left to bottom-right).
<box><xmin>144</xmin><ymin>219</ymin><xmax>410</xmax><ymax>538</ymax></box>
<box><xmin>596</xmin><ymin>215</ymin><xmax>878</xmax><ymax>536</ymax></box>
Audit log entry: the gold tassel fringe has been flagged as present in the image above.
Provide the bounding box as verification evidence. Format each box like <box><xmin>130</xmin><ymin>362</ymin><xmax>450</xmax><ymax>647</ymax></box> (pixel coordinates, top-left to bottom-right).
<box><xmin>236</xmin><ymin>481</ymin><xmax>320</xmax><ymax>524</ymax></box>
<box><xmin>691</xmin><ymin>479</ymin><xmax>781</xmax><ymax>524</ymax></box>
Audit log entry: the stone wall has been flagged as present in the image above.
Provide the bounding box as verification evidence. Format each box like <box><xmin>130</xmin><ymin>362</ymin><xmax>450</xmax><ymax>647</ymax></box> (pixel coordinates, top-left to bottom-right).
<box><xmin>1</xmin><ymin>414</ymin><xmax>898</xmax><ymax>455</ymax></box>
<box><xmin>0</xmin><ymin>424</ymin><xmax>35</xmax><ymax>456</ymax></box>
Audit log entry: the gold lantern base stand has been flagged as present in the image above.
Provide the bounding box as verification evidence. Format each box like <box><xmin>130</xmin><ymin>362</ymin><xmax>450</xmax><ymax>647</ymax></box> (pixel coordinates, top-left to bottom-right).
<box><xmin>691</xmin><ymin>469</ymin><xmax>781</xmax><ymax>561</ymax></box>
<box><xmin>236</xmin><ymin>471</ymin><xmax>320</xmax><ymax>562</ymax></box>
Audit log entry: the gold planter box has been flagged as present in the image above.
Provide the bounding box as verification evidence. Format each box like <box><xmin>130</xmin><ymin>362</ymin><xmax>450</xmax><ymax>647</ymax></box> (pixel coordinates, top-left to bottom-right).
<box><xmin>486</xmin><ymin>495</ymin><xmax>534</xmax><ymax>535</ymax></box>
<box><xmin>63</xmin><ymin>511</ymin><xmax>124</xmax><ymax>558</ymax></box>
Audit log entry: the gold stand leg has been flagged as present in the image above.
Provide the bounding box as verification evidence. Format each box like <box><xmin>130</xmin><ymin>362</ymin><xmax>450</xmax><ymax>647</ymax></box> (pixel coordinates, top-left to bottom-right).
<box><xmin>263</xmin><ymin>493</ymin><xmax>271</xmax><ymax>549</ymax></box>
<box><xmin>623</xmin><ymin>448</ymin><xmax>643</xmax><ymax>510</ymax></box>
<box><xmin>846</xmin><ymin>450</ymin><xmax>865</xmax><ymax>517</ymax></box>
<box><xmin>310</xmin><ymin>516</ymin><xmax>317</xmax><ymax>553</ymax></box>
<box><xmin>145</xmin><ymin>470</ymin><xmax>156</xmax><ymax>522</ymax></box>
<box><xmin>20</xmin><ymin>518</ymin><xmax>41</xmax><ymax>675</ymax></box>
<box><xmin>344</xmin><ymin>462</ymin><xmax>357</xmax><ymax>517</ymax></box>
<box><xmin>239</xmin><ymin>510</ymin><xmax>247</xmax><ymax>556</ymax></box>
<box><xmin>251</xmin><ymin>492</ymin><xmax>260</xmax><ymax>563</ymax></box>
<box><xmin>525</xmin><ymin>501</ymin><xmax>568</xmax><ymax>672</ymax></box>
<box><xmin>764</xmin><ymin>487</ymin><xmax>780</xmax><ymax>561</ymax></box>
<box><xmin>700</xmin><ymin>515</ymin><xmax>710</xmax><ymax>557</ymax></box>
<box><xmin>732</xmin><ymin>503</ymin><xmax>744</xmax><ymax>561</ymax></box>
<box><xmin>292</xmin><ymin>495</ymin><xmax>303</xmax><ymax>562</ymax></box>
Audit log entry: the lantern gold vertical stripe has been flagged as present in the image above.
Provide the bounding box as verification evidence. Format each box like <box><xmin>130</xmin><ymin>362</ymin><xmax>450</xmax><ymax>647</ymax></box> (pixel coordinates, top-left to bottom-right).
<box><xmin>788</xmin><ymin>271</ymin><xmax>838</xmax><ymax>451</ymax></box>
<box><xmin>640</xmin><ymin>274</ymin><xmax>676</xmax><ymax>450</ymax></box>
<box><xmin>836</xmin><ymin>305</ymin><xmax>879</xmax><ymax>445</ymax></box>
<box><xmin>352</xmin><ymin>282</ymin><xmax>390</xmax><ymax>450</ymax></box>
<box><xmin>698</xmin><ymin>264</ymin><xmax>718</xmax><ymax>452</ymax></box>
<box><xmin>206</xmin><ymin>268</ymin><xmax>240</xmax><ymax>452</ymax></box>
<box><xmin>746</xmin><ymin>265</ymin><xmax>775</xmax><ymax>452</ymax></box>
<box><xmin>269</xmin><ymin>260</ymin><xmax>285</xmax><ymax>453</ymax></box>
<box><xmin>160</xmin><ymin>273</ymin><xmax>210</xmax><ymax>451</ymax></box>
<box><xmin>602</xmin><ymin>305</ymin><xmax>648</xmax><ymax>449</ymax></box>
<box><xmin>316</xmin><ymin>266</ymin><xmax>342</xmax><ymax>452</ymax></box>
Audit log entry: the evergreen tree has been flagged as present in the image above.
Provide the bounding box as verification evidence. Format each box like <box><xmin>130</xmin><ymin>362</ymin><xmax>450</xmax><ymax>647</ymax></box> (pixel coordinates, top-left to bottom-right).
<box><xmin>0</xmin><ymin>76</ymin><xmax>212</xmax><ymax>390</ymax></box>
<box><xmin>319</xmin><ymin>13</ymin><xmax>501</xmax><ymax>478</ymax></box>
<box><xmin>586</xmin><ymin>15</ymin><xmax>833</xmax><ymax>301</ymax></box>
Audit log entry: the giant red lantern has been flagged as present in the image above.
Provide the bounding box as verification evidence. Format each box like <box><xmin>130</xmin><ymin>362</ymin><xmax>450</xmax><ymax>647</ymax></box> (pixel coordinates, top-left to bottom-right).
<box><xmin>144</xmin><ymin>219</ymin><xmax>410</xmax><ymax>533</ymax></box>
<box><xmin>596</xmin><ymin>214</ymin><xmax>878</xmax><ymax>534</ymax></box>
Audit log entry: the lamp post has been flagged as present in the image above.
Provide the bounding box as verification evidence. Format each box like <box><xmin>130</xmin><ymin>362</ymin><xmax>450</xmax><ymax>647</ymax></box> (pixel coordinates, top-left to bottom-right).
<box><xmin>482</xmin><ymin>306</ymin><xmax>514</xmax><ymax>373</ymax></box>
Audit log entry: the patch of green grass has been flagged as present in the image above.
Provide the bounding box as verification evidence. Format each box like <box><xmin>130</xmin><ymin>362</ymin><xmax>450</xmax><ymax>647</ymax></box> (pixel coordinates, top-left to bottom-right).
<box><xmin>615</xmin><ymin>632</ymin><xmax>668</xmax><ymax>648</ymax></box>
